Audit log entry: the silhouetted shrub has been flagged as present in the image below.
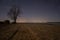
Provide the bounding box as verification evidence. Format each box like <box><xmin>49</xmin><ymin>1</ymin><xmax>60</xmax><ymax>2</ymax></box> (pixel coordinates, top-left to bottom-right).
<box><xmin>0</xmin><ymin>21</ymin><xmax>4</xmax><ymax>24</ymax></box>
<box><xmin>4</xmin><ymin>20</ymin><xmax>10</xmax><ymax>24</ymax></box>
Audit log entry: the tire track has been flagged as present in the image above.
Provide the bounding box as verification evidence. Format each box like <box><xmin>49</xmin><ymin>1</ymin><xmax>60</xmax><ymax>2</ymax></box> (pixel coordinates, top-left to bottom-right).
<box><xmin>8</xmin><ymin>29</ymin><xmax>18</xmax><ymax>40</ymax></box>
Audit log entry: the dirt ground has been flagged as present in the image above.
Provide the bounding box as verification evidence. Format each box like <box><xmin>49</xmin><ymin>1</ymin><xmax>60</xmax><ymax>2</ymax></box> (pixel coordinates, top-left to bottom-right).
<box><xmin>0</xmin><ymin>23</ymin><xmax>60</xmax><ymax>40</ymax></box>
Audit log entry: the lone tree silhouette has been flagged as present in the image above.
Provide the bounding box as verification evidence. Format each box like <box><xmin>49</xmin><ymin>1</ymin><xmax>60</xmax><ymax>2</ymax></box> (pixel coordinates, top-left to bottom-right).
<box><xmin>8</xmin><ymin>5</ymin><xmax>20</xmax><ymax>23</ymax></box>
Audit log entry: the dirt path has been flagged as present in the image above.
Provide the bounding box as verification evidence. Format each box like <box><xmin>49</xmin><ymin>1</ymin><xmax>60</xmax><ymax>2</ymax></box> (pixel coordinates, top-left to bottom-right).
<box><xmin>0</xmin><ymin>24</ymin><xmax>19</xmax><ymax>40</ymax></box>
<box><xmin>10</xmin><ymin>24</ymin><xmax>39</xmax><ymax>40</ymax></box>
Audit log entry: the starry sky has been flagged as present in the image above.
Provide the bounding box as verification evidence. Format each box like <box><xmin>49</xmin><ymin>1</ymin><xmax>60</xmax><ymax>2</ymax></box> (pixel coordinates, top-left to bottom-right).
<box><xmin>0</xmin><ymin>0</ymin><xmax>60</xmax><ymax>23</ymax></box>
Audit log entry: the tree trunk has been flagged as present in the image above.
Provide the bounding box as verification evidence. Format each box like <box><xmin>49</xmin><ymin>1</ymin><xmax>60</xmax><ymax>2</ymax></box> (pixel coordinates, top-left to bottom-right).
<box><xmin>14</xmin><ymin>19</ymin><xmax>16</xmax><ymax>23</ymax></box>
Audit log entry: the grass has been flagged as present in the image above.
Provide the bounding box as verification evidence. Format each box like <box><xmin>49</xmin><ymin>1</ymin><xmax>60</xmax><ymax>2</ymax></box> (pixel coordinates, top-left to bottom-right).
<box><xmin>0</xmin><ymin>23</ymin><xmax>60</xmax><ymax>40</ymax></box>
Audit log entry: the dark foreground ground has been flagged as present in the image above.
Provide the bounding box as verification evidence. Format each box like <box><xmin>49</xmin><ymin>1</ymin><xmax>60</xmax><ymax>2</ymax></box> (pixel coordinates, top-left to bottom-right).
<box><xmin>0</xmin><ymin>23</ymin><xmax>60</xmax><ymax>40</ymax></box>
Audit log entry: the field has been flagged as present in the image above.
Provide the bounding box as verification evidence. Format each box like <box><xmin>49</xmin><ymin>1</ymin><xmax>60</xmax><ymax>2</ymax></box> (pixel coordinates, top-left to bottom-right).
<box><xmin>0</xmin><ymin>23</ymin><xmax>60</xmax><ymax>40</ymax></box>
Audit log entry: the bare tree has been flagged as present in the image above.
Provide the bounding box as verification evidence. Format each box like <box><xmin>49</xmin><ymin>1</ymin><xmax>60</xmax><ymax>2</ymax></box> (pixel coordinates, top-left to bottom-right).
<box><xmin>8</xmin><ymin>5</ymin><xmax>20</xmax><ymax>23</ymax></box>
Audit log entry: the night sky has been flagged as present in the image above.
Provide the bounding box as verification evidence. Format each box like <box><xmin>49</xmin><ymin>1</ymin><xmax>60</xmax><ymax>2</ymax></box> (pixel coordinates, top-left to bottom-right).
<box><xmin>0</xmin><ymin>0</ymin><xmax>60</xmax><ymax>23</ymax></box>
